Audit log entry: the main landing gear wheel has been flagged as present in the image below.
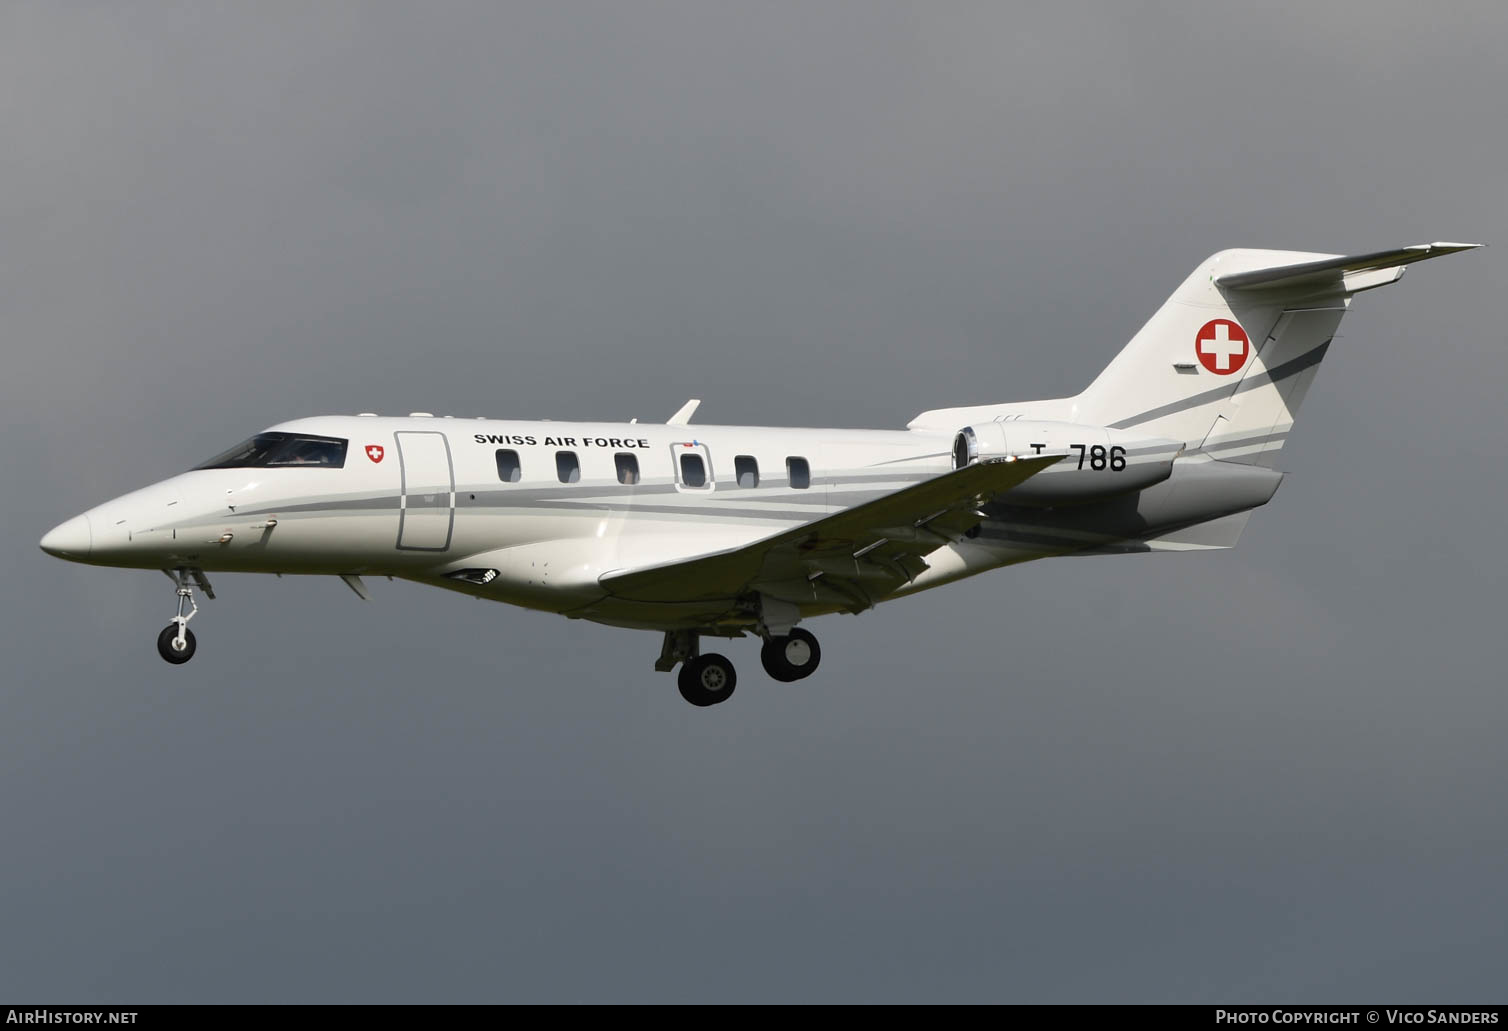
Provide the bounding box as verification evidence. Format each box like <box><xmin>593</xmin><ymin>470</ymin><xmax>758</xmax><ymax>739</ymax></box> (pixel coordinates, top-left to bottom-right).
<box><xmin>157</xmin><ymin>624</ymin><xmax>197</xmax><ymax>664</ymax></box>
<box><xmin>760</xmin><ymin>628</ymin><xmax>821</xmax><ymax>682</ymax></box>
<box><xmin>678</xmin><ymin>653</ymin><xmax>737</xmax><ymax>707</ymax></box>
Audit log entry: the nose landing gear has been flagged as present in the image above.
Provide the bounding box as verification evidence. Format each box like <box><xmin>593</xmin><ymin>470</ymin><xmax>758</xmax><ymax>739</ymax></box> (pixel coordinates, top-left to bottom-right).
<box><xmin>157</xmin><ymin>623</ymin><xmax>196</xmax><ymax>664</ymax></box>
<box><xmin>157</xmin><ymin>568</ymin><xmax>213</xmax><ymax>665</ymax></box>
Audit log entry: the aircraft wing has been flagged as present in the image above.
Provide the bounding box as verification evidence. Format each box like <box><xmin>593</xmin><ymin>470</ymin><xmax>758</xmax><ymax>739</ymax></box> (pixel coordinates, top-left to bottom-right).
<box><xmin>598</xmin><ymin>455</ymin><xmax>1060</xmax><ymax>611</ymax></box>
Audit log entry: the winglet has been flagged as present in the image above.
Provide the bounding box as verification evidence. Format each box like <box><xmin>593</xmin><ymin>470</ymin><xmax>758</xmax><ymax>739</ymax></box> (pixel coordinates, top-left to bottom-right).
<box><xmin>667</xmin><ymin>399</ymin><xmax>701</xmax><ymax>426</ymax></box>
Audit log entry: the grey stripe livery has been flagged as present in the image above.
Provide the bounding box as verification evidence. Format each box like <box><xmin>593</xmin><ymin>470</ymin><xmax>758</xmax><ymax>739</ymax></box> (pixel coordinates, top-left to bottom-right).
<box><xmin>1110</xmin><ymin>339</ymin><xmax>1331</xmax><ymax>431</ymax></box>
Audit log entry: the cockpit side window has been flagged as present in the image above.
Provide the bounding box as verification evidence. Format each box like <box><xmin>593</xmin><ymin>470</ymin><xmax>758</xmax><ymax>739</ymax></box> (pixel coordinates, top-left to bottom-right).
<box><xmin>195</xmin><ymin>433</ymin><xmax>348</xmax><ymax>469</ymax></box>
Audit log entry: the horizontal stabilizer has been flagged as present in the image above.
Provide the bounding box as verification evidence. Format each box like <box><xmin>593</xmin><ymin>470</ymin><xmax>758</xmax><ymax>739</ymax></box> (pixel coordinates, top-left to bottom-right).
<box><xmin>1217</xmin><ymin>242</ymin><xmax>1482</xmax><ymax>294</ymax></box>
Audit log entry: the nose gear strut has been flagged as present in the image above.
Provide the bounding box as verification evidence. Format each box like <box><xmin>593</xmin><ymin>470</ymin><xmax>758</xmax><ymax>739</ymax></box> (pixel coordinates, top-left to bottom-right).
<box><xmin>157</xmin><ymin>567</ymin><xmax>214</xmax><ymax>664</ymax></box>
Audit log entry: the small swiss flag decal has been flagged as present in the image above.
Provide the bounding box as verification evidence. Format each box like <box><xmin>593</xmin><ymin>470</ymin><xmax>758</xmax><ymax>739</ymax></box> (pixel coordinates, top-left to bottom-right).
<box><xmin>366</xmin><ymin>444</ymin><xmax>385</xmax><ymax>464</ymax></box>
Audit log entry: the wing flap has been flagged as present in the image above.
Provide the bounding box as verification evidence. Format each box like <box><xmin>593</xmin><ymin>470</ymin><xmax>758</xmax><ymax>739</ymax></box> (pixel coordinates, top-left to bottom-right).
<box><xmin>599</xmin><ymin>455</ymin><xmax>1060</xmax><ymax>605</ymax></box>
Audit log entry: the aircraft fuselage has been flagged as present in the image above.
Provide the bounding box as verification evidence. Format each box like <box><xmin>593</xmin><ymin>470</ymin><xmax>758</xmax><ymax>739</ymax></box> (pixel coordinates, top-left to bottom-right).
<box><xmin>42</xmin><ymin>412</ymin><xmax>1242</xmax><ymax>632</ymax></box>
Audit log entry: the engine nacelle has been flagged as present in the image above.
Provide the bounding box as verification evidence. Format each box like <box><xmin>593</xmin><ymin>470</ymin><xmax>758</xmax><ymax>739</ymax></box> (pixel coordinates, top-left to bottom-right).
<box><xmin>953</xmin><ymin>420</ymin><xmax>1183</xmax><ymax>505</ymax></box>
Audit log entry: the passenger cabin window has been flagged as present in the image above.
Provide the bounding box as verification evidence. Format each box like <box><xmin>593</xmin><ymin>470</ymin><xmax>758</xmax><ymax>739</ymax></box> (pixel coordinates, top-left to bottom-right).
<box><xmin>679</xmin><ymin>453</ymin><xmax>707</xmax><ymax>488</ymax></box>
<box><xmin>195</xmin><ymin>432</ymin><xmax>348</xmax><ymax>470</ymax></box>
<box><xmin>615</xmin><ymin>453</ymin><xmax>640</xmax><ymax>485</ymax></box>
<box><xmin>556</xmin><ymin>451</ymin><xmax>580</xmax><ymax>484</ymax></box>
<box><xmin>495</xmin><ymin>449</ymin><xmax>522</xmax><ymax>483</ymax></box>
<box><xmin>787</xmin><ymin>456</ymin><xmax>810</xmax><ymax>489</ymax></box>
<box><xmin>735</xmin><ymin>455</ymin><xmax>759</xmax><ymax>488</ymax></box>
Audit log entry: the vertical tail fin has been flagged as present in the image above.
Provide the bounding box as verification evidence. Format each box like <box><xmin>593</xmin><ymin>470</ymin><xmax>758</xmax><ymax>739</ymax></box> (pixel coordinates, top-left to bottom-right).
<box><xmin>1072</xmin><ymin>243</ymin><xmax>1480</xmax><ymax>465</ymax></box>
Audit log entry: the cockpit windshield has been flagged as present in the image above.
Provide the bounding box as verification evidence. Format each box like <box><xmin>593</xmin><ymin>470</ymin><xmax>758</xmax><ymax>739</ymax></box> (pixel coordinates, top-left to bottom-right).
<box><xmin>194</xmin><ymin>433</ymin><xmax>348</xmax><ymax>470</ymax></box>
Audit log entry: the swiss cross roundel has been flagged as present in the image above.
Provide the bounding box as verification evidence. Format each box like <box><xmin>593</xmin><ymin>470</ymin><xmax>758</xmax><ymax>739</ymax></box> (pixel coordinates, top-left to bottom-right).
<box><xmin>1194</xmin><ymin>319</ymin><xmax>1250</xmax><ymax>375</ymax></box>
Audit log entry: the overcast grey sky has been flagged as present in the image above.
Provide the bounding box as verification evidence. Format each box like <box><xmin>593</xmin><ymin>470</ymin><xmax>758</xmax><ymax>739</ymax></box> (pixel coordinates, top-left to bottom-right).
<box><xmin>3</xmin><ymin>2</ymin><xmax>1505</xmax><ymax>1003</ymax></box>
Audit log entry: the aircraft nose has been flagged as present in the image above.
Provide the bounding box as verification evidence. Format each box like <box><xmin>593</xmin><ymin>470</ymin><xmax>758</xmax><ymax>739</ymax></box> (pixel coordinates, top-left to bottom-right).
<box><xmin>40</xmin><ymin>513</ymin><xmax>92</xmax><ymax>559</ymax></box>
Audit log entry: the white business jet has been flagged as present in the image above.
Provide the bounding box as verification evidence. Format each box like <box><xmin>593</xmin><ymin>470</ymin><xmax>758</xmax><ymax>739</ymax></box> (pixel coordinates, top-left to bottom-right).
<box><xmin>40</xmin><ymin>243</ymin><xmax>1479</xmax><ymax>706</ymax></box>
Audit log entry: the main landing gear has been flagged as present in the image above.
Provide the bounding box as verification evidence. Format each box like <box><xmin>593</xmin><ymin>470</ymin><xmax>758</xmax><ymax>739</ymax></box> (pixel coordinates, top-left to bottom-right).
<box><xmin>679</xmin><ymin>654</ymin><xmax>737</xmax><ymax>707</ymax></box>
<box><xmin>656</xmin><ymin>630</ymin><xmax>734</xmax><ymax>707</ymax></box>
<box><xmin>157</xmin><ymin>568</ymin><xmax>213</xmax><ymax>665</ymax></box>
<box><xmin>760</xmin><ymin>628</ymin><xmax>821</xmax><ymax>683</ymax></box>
<box><xmin>658</xmin><ymin>626</ymin><xmax>823</xmax><ymax>707</ymax></box>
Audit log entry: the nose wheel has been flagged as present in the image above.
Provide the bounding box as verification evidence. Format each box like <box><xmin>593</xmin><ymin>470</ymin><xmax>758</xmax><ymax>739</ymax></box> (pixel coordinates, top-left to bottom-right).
<box><xmin>157</xmin><ymin>568</ymin><xmax>213</xmax><ymax>665</ymax></box>
<box><xmin>157</xmin><ymin>624</ymin><xmax>197</xmax><ymax>664</ymax></box>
